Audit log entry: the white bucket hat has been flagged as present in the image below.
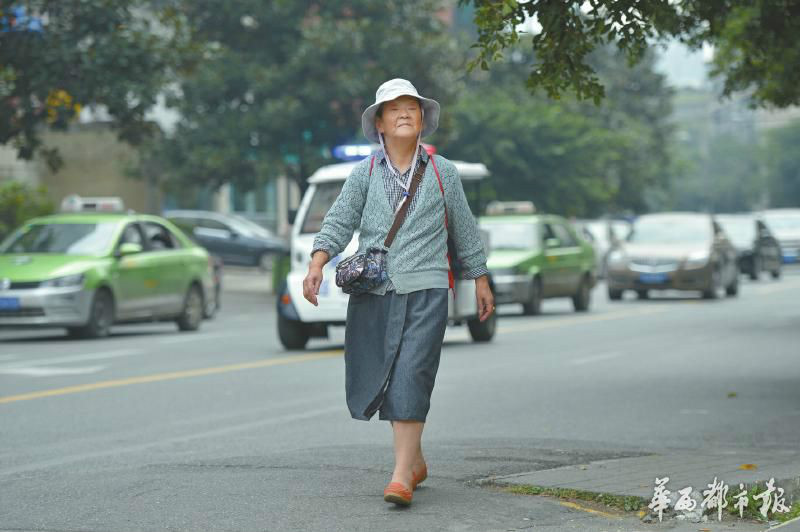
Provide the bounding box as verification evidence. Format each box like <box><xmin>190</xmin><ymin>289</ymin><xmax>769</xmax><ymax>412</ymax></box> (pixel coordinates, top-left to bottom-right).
<box><xmin>361</xmin><ymin>78</ymin><xmax>440</xmax><ymax>143</ymax></box>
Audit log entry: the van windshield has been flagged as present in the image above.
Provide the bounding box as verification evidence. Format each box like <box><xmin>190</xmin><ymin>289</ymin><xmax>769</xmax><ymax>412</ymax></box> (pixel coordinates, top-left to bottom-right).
<box><xmin>300</xmin><ymin>182</ymin><xmax>345</xmax><ymax>234</ymax></box>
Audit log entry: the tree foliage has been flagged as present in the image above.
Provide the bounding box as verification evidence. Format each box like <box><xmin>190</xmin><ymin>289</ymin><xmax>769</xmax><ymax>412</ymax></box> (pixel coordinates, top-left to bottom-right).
<box><xmin>0</xmin><ymin>1</ymin><xmax>190</xmax><ymax>168</ymax></box>
<box><xmin>667</xmin><ymin>133</ymin><xmax>766</xmax><ymax>213</ymax></box>
<box><xmin>145</xmin><ymin>0</ymin><xmax>461</xmax><ymax>193</ymax></box>
<box><xmin>0</xmin><ymin>181</ymin><xmax>54</xmax><ymax>239</ymax></box>
<box><xmin>764</xmin><ymin>119</ymin><xmax>800</xmax><ymax>208</ymax></box>
<box><xmin>466</xmin><ymin>0</ymin><xmax>800</xmax><ymax>107</ymax></box>
<box><xmin>442</xmin><ymin>45</ymin><xmax>674</xmax><ymax>217</ymax></box>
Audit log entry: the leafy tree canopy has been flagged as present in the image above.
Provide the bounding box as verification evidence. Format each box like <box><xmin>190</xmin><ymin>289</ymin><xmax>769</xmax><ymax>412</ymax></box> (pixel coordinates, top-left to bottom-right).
<box><xmin>442</xmin><ymin>44</ymin><xmax>674</xmax><ymax>217</ymax></box>
<box><xmin>764</xmin><ymin>119</ymin><xmax>800</xmax><ymax>208</ymax></box>
<box><xmin>147</xmin><ymin>0</ymin><xmax>461</xmax><ymax>192</ymax></box>
<box><xmin>466</xmin><ymin>0</ymin><xmax>800</xmax><ymax>107</ymax></box>
<box><xmin>0</xmin><ymin>0</ymin><xmax>190</xmax><ymax>168</ymax></box>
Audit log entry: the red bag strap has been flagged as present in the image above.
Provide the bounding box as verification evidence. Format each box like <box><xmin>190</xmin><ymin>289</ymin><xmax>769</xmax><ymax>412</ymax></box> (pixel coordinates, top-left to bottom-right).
<box><xmin>430</xmin><ymin>154</ymin><xmax>448</xmax><ymax>228</ymax></box>
<box><xmin>369</xmin><ymin>155</ymin><xmax>375</xmax><ymax>176</ymax></box>
<box><xmin>430</xmin><ymin>155</ymin><xmax>454</xmax><ymax>292</ymax></box>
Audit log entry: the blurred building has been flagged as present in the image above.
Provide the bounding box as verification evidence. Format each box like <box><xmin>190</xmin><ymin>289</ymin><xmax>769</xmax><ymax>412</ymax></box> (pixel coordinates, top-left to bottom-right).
<box><xmin>0</xmin><ymin>123</ymin><xmax>161</xmax><ymax>213</ymax></box>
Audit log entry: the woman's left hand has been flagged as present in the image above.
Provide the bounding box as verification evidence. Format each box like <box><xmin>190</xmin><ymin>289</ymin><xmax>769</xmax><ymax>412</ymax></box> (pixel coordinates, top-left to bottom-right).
<box><xmin>475</xmin><ymin>275</ymin><xmax>495</xmax><ymax>322</ymax></box>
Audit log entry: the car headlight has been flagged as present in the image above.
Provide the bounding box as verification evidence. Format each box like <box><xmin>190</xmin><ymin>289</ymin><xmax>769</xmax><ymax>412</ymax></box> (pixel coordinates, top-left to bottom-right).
<box><xmin>684</xmin><ymin>251</ymin><xmax>710</xmax><ymax>269</ymax></box>
<box><xmin>607</xmin><ymin>250</ymin><xmax>627</xmax><ymax>266</ymax></box>
<box><xmin>41</xmin><ymin>274</ymin><xmax>85</xmax><ymax>288</ymax></box>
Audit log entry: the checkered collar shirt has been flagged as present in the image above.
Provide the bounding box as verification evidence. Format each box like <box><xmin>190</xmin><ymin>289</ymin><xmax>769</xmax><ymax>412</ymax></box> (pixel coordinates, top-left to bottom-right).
<box><xmin>374</xmin><ymin>147</ymin><xmax>429</xmax><ymax>215</ymax></box>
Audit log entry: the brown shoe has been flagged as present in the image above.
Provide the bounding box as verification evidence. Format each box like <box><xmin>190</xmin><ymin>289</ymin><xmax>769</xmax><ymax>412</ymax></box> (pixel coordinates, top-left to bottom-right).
<box><xmin>383</xmin><ymin>482</ymin><xmax>413</xmax><ymax>506</ymax></box>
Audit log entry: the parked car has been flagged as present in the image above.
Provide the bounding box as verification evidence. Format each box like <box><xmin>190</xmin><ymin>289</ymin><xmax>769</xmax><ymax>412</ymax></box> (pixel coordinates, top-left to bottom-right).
<box><xmin>762</xmin><ymin>208</ymin><xmax>800</xmax><ymax>265</ymax></box>
<box><xmin>716</xmin><ymin>214</ymin><xmax>782</xmax><ymax>280</ymax></box>
<box><xmin>480</xmin><ymin>209</ymin><xmax>596</xmax><ymax>315</ymax></box>
<box><xmin>166</xmin><ymin>217</ymin><xmax>223</xmax><ymax>318</ymax></box>
<box><xmin>164</xmin><ymin>210</ymin><xmax>287</xmax><ymax>270</ymax></box>
<box><xmin>277</xmin><ymin>157</ymin><xmax>497</xmax><ymax>350</ymax></box>
<box><xmin>0</xmin><ymin>212</ymin><xmax>217</xmax><ymax>337</ymax></box>
<box><xmin>606</xmin><ymin>212</ymin><xmax>739</xmax><ymax>300</ymax></box>
<box><xmin>572</xmin><ymin>219</ymin><xmax>632</xmax><ymax>278</ymax></box>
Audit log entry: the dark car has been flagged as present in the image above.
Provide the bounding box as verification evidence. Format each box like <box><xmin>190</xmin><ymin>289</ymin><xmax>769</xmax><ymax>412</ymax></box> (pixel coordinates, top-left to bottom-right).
<box><xmin>164</xmin><ymin>210</ymin><xmax>287</xmax><ymax>270</ymax></box>
<box><xmin>716</xmin><ymin>214</ymin><xmax>782</xmax><ymax>280</ymax></box>
<box><xmin>606</xmin><ymin>212</ymin><xmax>739</xmax><ymax>300</ymax></box>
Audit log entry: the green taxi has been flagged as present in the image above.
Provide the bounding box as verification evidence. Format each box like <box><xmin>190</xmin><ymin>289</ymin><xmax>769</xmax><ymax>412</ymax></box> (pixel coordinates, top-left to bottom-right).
<box><xmin>0</xmin><ymin>213</ymin><xmax>216</xmax><ymax>338</ymax></box>
<box><xmin>479</xmin><ymin>213</ymin><xmax>596</xmax><ymax>314</ymax></box>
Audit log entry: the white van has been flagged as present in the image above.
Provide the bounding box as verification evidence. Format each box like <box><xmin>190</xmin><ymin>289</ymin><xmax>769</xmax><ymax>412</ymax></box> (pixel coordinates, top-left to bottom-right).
<box><xmin>276</xmin><ymin>158</ymin><xmax>497</xmax><ymax>349</ymax></box>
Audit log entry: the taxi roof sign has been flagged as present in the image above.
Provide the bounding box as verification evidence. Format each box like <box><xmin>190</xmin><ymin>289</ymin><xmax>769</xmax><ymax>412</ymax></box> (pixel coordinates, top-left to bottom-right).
<box><xmin>61</xmin><ymin>194</ymin><xmax>125</xmax><ymax>213</ymax></box>
<box><xmin>485</xmin><ymin>201</ymin><xmax>536</xmax><ymax>215</ymax></box>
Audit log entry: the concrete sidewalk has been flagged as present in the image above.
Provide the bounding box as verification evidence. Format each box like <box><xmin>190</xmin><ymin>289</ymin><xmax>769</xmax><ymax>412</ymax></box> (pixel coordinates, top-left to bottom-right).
<box><xmin>484</xmin><ymin>450</ymin><xmax>800</xmax><ymax>528</ymax></box>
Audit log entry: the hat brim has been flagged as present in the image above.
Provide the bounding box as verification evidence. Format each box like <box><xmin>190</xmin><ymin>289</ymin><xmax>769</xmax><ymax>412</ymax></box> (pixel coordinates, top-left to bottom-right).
<box><xmin>362</xmin><ymin>93</ymin><xmax>440</xmax><ymax>143</ymax></box>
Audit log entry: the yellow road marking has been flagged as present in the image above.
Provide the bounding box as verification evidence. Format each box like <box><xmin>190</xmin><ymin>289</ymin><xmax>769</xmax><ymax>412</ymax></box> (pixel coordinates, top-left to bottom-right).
<box><xmin>0</xmin><ymin>350</ymin><xmax>343</xmax><ymax>405</ymax></box>
<box><xmin>559</xmin><ymin>500</ymin><xmax>621</xmax><ymax>519</ymax></box>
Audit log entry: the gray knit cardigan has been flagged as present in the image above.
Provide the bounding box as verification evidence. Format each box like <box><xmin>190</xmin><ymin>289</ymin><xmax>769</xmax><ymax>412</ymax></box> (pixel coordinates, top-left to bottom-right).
<box><xmin>311</xmin><ymin>151</ymin><xmax>488</xmax><ymax>295</ymax></box>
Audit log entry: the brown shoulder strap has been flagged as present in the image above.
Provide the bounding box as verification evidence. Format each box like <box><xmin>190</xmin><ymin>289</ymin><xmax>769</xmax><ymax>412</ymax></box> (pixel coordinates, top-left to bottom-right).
<box><xmin>383</xmin><ymin>159</ymin><xmax>427</xmax><ymax>248</ymax></box>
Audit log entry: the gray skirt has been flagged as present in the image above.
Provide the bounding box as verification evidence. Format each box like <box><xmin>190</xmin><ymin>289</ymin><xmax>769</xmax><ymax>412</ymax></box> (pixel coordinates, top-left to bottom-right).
<box><xmin>344</xmin><ymin>288</ymin><xmax>448</xmax><ymax>422</ymax></box>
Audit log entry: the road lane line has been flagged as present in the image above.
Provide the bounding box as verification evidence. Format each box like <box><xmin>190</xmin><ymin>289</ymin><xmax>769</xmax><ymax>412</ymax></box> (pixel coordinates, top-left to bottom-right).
<box><xmin>0</xmin><ymin>348</ymin><xmax>142</xmax><ymax>370</ymax></box>
<box><xmin>0</xmin><ymin>404</ymin><xmax>342</xmax><ymax>476</ymax></box>
<box><xmin>157</xmin><ymin>332</ymin><xmax>233</xmax><ymax>345</ymax></box>
<box><xmin>0</xmin><ymin>354</ymin><xmax>19</xmax><ymax>361</ymax></box>
<box><xmin>0</xmin><ymin>365</ymin><xmax>106</xmax><ymax>377</ymax></box>
<box><xmin>0</xmin><ymin>350</ymin><xmax>343</xmax><ymax>405</ymax></box>
<box><xmin>568</xmin><ymin>352</ymin><xmax>625</xmax><ymax>366</ymax></box>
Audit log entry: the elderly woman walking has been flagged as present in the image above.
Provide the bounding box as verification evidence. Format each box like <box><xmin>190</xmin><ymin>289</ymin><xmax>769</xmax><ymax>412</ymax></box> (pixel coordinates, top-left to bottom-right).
<box><xmin>303</xmin><ymin>79</ymin><xmax>494</xmax><ymax>507</ymax></box>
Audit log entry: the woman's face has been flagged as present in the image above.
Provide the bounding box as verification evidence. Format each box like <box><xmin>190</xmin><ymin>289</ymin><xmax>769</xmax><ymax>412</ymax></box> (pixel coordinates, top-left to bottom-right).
<box><xmin>376</xmin><ymin>96</ymin><xmax>422</xmax><ymax>141</ymax></box>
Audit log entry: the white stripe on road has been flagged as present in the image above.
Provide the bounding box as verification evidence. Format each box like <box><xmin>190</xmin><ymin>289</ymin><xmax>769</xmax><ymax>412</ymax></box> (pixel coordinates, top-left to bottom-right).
<box><xmin>0</xmin><ymin>349</ymin><xmax>141</xmax><ymax>370</ymax></box>
<box><xmin>157</xmin><ymin>332</ymin><xmax>232</xmax><ymax>345</ymax></box>
<box><xmin>0</xmin><ymin>404</ymin><xmax>341</xmax><ymax>477</ymax></box>
<box><xmin>0</xmin><ymin>355</ymin><xmax>19</xmax><ymax>361</ymax></box>
<box><xmin>0</xmin><ymin>365</ymin><xmax>106</xmax><ymax>377</ymax></box>
<box><xmin>568</xmin><ymin>352</ymin><xmax>625</xmax><ymax>366</ymax></box>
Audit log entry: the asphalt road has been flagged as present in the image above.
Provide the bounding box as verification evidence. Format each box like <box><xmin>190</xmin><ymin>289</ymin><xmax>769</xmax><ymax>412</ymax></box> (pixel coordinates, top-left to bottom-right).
<box><xmin>1</xmin><ymin>268</ymin><xmax>799</xmax><ymax>532</ymax></box>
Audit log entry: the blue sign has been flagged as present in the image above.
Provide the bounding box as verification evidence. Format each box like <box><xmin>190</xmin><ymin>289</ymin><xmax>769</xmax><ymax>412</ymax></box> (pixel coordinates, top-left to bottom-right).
<box><xmin>332</xmin><ymin>144</ymin><xmax>375</xmax><ymax>161</ymax></box>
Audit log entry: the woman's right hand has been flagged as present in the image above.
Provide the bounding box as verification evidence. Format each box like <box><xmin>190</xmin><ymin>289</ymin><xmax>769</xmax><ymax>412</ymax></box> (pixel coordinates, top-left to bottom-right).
<box><xmin>303</xmin><ymin>265</ymin><xmax>324</xmax><ymax>306</ymax></box>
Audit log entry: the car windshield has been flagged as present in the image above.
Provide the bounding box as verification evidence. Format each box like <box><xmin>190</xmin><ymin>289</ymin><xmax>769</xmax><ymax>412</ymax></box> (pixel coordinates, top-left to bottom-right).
<box><xmin>0</xmin><ymin>222</ymin><xmax>119</xmax><ymax>255</ymax></box>
<box><xmin>764</xmin><ymin>213</ymin><xmax>800</xmax><ymax>232</ymax></box>
<box><xmin>627</xmin><ymin>218</ymin><xmax>711</xmax><ymax>245</ymax></box>
<box><xmin>481</xmin><ymin>221</ymin><xmax>539</xmax><ymax>251</ymax></box>
<box><xmin>301</xmin><ymin>181</ymin><xmax>345</xmax><ymax>234</ymax></box>
<box><xmin>717</xmin><ymin>218</ymin><xmax>755</xmax><ymax>247</ymax></box>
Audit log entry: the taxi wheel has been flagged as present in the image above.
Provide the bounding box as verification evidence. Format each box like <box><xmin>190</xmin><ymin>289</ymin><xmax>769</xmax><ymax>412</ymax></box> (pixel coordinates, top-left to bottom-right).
<box><xmin>467</xmin><ymin>309</ymin><xmax>496</xmax><ymax>342</ymax></box>
<box><xmin>68</xmin><ymin>288</ymin><xmax>114</xmax><ymax>339</ymax></box>
<box><xmin>203</xmin><ymin>283</ymin><xmax>221</xmax><ymax>319</ymax></box>
<box><xmin>725</xmin><ymin>275</ymin><xmax>739</xmax><ymax>297</ymax></box>
<box><xmin>572</xmin><ymin>275</ymin><xmax>592</xmax><ymax>311</ymax></box>
<box><xmin>278</xmin><ymin>313</ymin><xmax>310</xmax><ymax>349</ymax></box>
<box><xmin>702</xmin><ymin>266</ymin><xmax>722</xmax><ymax>299</ymax></box>
<box><xmin>177</xmin><ymin>284</ymin><xmax>204</xmax><ymax>331</ymax></box>
<box><xmin>771</xmin><ymin>267</ymin><xmax>781</xmax><ymax>279</ymax></box>
<box><xmin>522</xmin><ymin>277</ymin><xmax>542</xmax><ymax>315</ymax></box>
<box><xmin>749</xmin><ymin>256</ymin><xmax>761</xmax><ymax>280</ymax></box>
<box><xmin>608</xmin><ymin>288</ymin><xmax>623</xmax><ymax>301</ymax></box>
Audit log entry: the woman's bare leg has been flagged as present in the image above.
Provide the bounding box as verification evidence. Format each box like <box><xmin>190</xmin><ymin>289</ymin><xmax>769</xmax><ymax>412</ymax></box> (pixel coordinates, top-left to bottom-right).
<box><xmin>390</xmin><ymin>420</ymin><xmax>427</xmax><ymax>487</ymax></box>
